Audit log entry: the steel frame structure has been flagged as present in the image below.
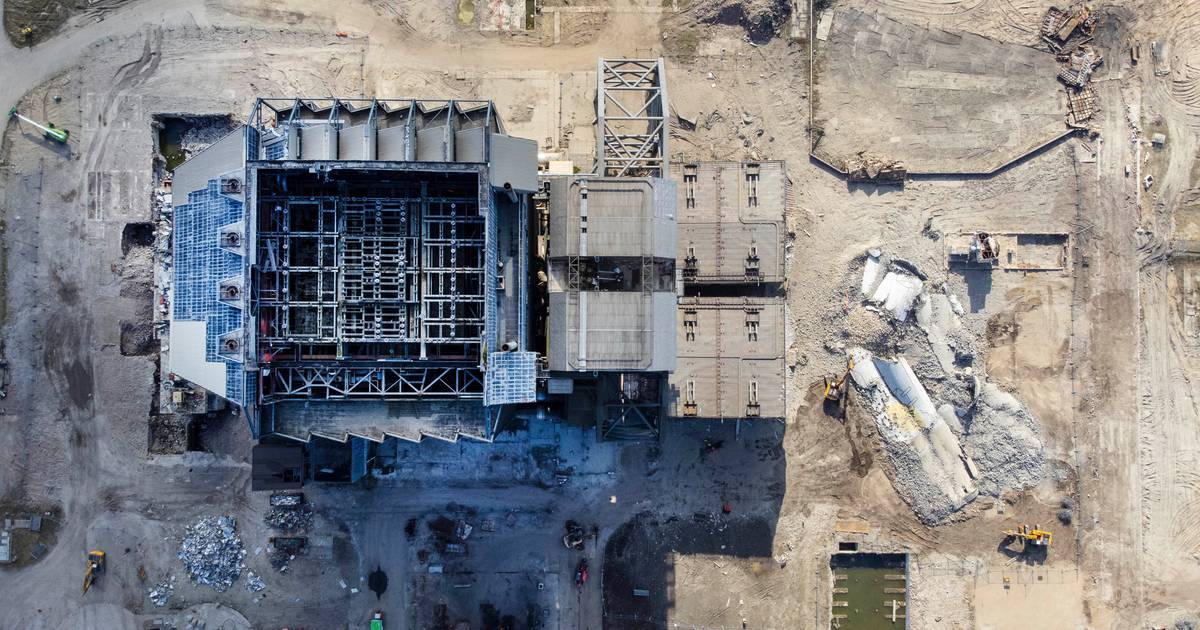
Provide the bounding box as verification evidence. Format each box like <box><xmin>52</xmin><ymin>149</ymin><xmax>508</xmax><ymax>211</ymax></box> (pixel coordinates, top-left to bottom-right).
<box><xmin>264</xmin><ymin>365</ymin><xmax>483</xmax><ymax>399</ymax></box>
<box><xmin>596</xmin><ymin>58</ymin><xmax>670</xmax><ymax>178</ymax></box>
<box><xmin>597</xmin><ymin>373</ymin><xmax>662</xmax><ymax>440</ymax></box>
<box><xmin>250</xmin><ymin>164</ymin><xmax>490</xmax><ymax>403</ymax></box>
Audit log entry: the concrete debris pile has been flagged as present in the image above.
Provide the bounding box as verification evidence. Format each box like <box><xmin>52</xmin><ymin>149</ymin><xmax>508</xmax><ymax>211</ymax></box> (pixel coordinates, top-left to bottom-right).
<box><xmin>848</xmin><ymin>348</ymin><xmax>980</xmax><ymax>524</ymax></box>
<box><xmin>963</xmin><ymin>380</ymin><xmax>1046</xmax><ymax>496</ymax></box>
<box><xmin>148</xmin><ymin>576</ymin><xmax>175</xmax><ymax>606</ymax></box>
<box><xmin>844</xmin><ymin>152</ymin><xmax>907</xmax><ymax>183</ymax></box>
<box><xmin>861</xmin><ymin>249</ymin><xmax>925</xmax><ymax>322</ymax></box>
<box><xmin>178</xmin><ymin>516</ymin><xmax>246</xmax><ymax>592</ymax></box>
<box><xmin>167</xmin><ymin>117</ymin><xmax>240</xmax><ymax>163</ymax></box>
<box><xmin>915</xmin><ymin>289</ymin><xmax>974</xmax><ymax>377</ymax></box>
<box><xmin>847</xmin><ymin>249</ymin><xmax>1047</xmax><ymax>522</ymax></box>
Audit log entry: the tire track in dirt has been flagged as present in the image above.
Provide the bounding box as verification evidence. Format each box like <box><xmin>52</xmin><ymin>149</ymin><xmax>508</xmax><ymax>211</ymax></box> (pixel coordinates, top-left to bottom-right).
<box><xmin>1145</xmin><ymin>0</ymin><xmax>1200</xmax><ymax>129</ymax></box>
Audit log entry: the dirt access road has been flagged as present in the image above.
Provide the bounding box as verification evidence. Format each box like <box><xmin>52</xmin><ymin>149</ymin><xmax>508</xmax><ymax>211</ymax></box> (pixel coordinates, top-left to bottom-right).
<box><xmin>0</xmin><ymin>0</ymin><xmax>656</xmax><ymax>139</ymax></box>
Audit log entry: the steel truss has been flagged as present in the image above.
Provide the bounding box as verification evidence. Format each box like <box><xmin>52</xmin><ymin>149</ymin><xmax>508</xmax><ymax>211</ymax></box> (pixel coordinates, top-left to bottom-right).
<box><xmin>596</xmin><ymin>58</ymin><xmax>670</xmax><ymax>178</ymax></box>
<box><xmin>254</xmin><ymin>172</ymin><xmax>486</xmax><ymax>354</ymax></box>
<box><xmin>263</xmin><ymin>365</ymin><xmax>483</xmax><ymax>401</ymax></box>
<box><xmin>597</xmin><ymin>373</ymin><xmax>662</xmax><ymax>441</ymax></box>
<box><xmin>600</xmin><ymin>402</ymin><xmax>661</xmax><ymax>440</ymax></box>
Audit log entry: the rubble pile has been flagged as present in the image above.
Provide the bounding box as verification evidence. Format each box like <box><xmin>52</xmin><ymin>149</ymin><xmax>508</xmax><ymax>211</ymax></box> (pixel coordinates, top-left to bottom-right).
<box><xmin>962</xmin><ymin>380</ymin><xmax>1046</xmax><ymax>496</ymax></box>
<box><xmin>245</xmin><ymin>572</ymin><xmax>265</xmax><ymax>592</ymax></box>
<box><xmin>848</xmin><ymin>348</ymin><xmax>980</xmax><ymax>525</ymax></box>
<box><xmin>176</xmin><ymin>117</ymin><xmax>240</xmax><ymax>159</ymax></box>
<box><xmin>268</xmin><ymin>492</ymin><xmax>303</xmax><ymax>508</ymax></box>
<box><xmin>693</xmin><ymin>0</ymin><xmax>792</xmax><ymax>45</ymax></box>
<box><xmin>148</xmin><ymin>576</ymin><xmax>175</xmax><ymax>607</ymax></box>
<box><xmin>178</xmin><ymin>516</ymin><xmax>246</xmax><ymax>592</ymax></box>
<box><xmin>844</xmin><ymin>152</ymin><xmax>907</xmax><ymax>183</ymax></box>
<box><xmin>265</xmin><ymin>505</ymin><xmax>313</xmax><ymax>532</ymax></box>
<box><xmin>846</xmin><ymin>249</ymin><xmax>1047</xmax><ymax>523</ymax></box>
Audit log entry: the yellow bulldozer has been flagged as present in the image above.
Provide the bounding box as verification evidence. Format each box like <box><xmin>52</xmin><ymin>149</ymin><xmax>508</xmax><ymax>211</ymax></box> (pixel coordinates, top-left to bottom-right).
<box><xmin>82</xmin><ymin>550</ymin><xmax>106</xmax><ymax>595</ymax></box>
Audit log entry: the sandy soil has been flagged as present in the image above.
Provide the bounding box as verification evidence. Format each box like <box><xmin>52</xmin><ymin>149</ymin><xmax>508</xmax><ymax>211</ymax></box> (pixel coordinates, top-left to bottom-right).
<box><xmin>0</xmin><ymin>0</ymin><xmax>1199</xmax><ymax>628</ymax></box>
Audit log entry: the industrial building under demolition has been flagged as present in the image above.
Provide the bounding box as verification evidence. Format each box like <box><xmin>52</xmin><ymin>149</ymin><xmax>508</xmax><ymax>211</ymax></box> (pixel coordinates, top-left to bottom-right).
<box><xmin>165</xmin><ymin>59</ymin><xmax>788</xmax><ymax>479</ymax></box>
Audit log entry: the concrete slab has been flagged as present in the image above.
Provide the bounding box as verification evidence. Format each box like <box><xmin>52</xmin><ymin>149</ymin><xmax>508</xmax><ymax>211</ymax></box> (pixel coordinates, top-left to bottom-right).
<box><xmin>814</xmin><ymin>7</ymin><xmax>1066</xmax><ymax>173</ymax></box>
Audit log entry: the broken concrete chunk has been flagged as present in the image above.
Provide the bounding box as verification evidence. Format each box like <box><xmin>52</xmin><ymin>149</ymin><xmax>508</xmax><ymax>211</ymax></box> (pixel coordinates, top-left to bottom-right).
<box><xmin>870</xmin><ymin>272</ymin><xmax>924</xmax><ymax>321</ymax></box>
<box><xmin>861</xmin><ymin>250</ymin><xmax>882</xmax><ymax>297</ymax></box>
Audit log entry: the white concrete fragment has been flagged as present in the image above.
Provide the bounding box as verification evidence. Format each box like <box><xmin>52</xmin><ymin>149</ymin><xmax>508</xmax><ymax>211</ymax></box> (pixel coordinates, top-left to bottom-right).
<box><xmin>847</xmin><ymin>348</ymin><xmax>979</xmax><ymax>524</ymax></box>
<box><xmin>861</xmin><ymin>251</ymin><xmax>882</xmax><ymax>297</ymax></box>
<box><xmin>947</xmin><ymin>293</ymin><xmax>965</xmax><ymax>316</ymax></box>
<box><xmin>870</xmin><ymin>271</ymin><xmax>923</xmax><ymax>320</ymax></box>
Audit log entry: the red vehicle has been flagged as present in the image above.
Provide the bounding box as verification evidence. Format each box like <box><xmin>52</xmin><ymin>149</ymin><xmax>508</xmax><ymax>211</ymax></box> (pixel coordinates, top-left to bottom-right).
<box><xmin>575</xmin><ymin>559</ymin><xmax>589</xmax><ymax>587</ymax></box>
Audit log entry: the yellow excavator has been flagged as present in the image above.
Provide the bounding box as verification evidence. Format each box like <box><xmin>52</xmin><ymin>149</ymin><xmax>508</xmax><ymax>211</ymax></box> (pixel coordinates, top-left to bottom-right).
<box><xmin>82</xmin><ymin>550</ymin><xmax>106</xmax><ymax>595</ymax></box>
<box><xmin>1003</xmin><ymin>524</ymin><xmax>1052</xmax><ymax>549</ymax></box>
<box><xmin>823</xmin><ymin>359</ymin><xmax>855</xmax><ymax>413</ymax></box>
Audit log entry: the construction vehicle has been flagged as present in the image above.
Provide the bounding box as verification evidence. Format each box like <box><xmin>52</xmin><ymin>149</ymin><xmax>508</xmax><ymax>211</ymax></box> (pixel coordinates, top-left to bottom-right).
<box><xmin>823</xmin><ymin>359</ymin><xmax>855</xmax><ymax>416</ymax></box>
<box><xmin>82</xmin><ymin>550</ymin><xmax>106</xmax><ymax>595</ymax></box>
<box><xmin>1003</xmin><ymin>524</ymin><xmax>1052</xmax><ymax>549</ymax></box>
<box><xmin>8</xmin><ymin>107</ymin><xmax>70</xmax><ymax>145</ymax></box>
<box><xmin>369</xmin><ymin>610</ymin><xmax>384</xmax><ymax>630</ymax></box>
<box><xmin>563</xmin><ymin>521</ymin><xmax>585</xmax><ymax>550</ymax></box>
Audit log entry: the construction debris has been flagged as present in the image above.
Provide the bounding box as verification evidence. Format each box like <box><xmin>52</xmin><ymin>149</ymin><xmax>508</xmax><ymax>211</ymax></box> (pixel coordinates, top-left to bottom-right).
<box><xmin>1056</xmin><ymin>46</ymin><xmax>1102</xmax><ymax>89</ymax></box>
<box><xmin>1044</xmin><ymin>4</ymin><xmax>1102</xmax><ymax>127</ymax></box>
<box><xmin>848</xmin><ymin>348</ymin><xmax>980</xmax><ymax>525</ymax></box>
<box><xmin>862</xmin><ymin>254</ymin><xmax>924</xmax><ymax>321</ymax></box>
<box><xmin>245</xmin><ymin>572</ymin><xmax>265</xmax><ymax>592</ymax></box>
<box><xmin>265</xmin><ymin>505</ymin><xmax>313</xmax><ymax>532</ymax></box>
<box><xmin>964</xmin><ymin>380</ymin><xmax>1046</xmax><ymax>497</ymax></box>
<box><xmin>844</xmin><ymin>152</ymin><xmax>907</xmax><ymax>183</ymax></box>
<box><xmin>269</xmin><ymin>493</ymin><xmax>304</xmax><ymax>508</ymax></box>
<box><xmin>1040</xmin><ymin>4</ymin><xmax>1096</xmax><ymax>44</ymax></box>
<box><xmin>148</xmin><ymin>576</ymin><xmax>175</xmax><ymax>606</ymax></box>
<box><xmin>178</xmin><ymin>516</ymin><xmax>246</xmax><ymax>593</ymax></box>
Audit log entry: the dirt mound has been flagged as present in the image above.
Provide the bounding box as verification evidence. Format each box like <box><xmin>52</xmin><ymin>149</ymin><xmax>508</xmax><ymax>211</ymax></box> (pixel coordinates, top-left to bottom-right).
<box><xmin>962</xmin><ymin>380</ymin><xmax>1045</xmax><ymax>497</ymax></box>
<box><xmin>694</xmin><ymin>0</ymin><xmax>791</xmax><ymax>44</ymax></box>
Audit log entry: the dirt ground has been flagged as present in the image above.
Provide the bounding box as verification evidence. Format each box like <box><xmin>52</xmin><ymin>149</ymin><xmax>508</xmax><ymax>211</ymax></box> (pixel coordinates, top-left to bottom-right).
<box><xmin>2</xmin><ymin>0</ymin><xmax>135</xmax><ymax>47</ymax></box>
<box><xmin>1</xmin><ymin>0</ymin><xmax>1200</xmax><ymax>628</ymax></box>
